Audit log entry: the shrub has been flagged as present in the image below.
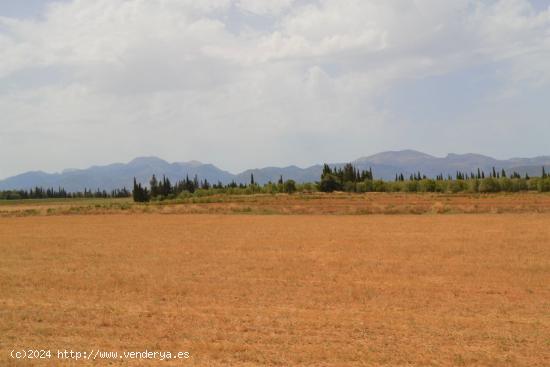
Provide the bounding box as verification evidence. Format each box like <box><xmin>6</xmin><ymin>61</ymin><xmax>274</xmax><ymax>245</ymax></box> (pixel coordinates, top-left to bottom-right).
<box><xmin>299</xmin><ymin>182</ymin><xmax>316</xmax><ymax>193</ymax></box>
<box><xmin>479</xmin><ymin>177</ymin><xmax>500</xmax><ymax>193</ymax></box>
<box><xmin>449</xmin><ymin>180</ymin><xmax>466</xmax><ymax>193</ymax></box>
<box><xmin>372</xmin><ymin>180</ymin><xmax>387</xmax><ymax>192</ymax></box>
<box><xmin>467</xmin><ymin>179</ymin><xmax>479</xmax><ymax>193</ymax></box>
<box><xmin>528</xmin><ymin>178</ymin><xmax>539</xmax><ymax>191</ymax></box>
<box><xmin>538</xmin><ymin>178</ymin><xmax>550</xmax><ymax>192</ymax></box>
<box><xmin>404</xmin><ymin>180</ymin><xmax>419</xmax><ymax>192</ymax></box>
<box><xmin>499</xmin><ymin>178</ymin><xmax>515</xmax><ymax>192</ymax></box>
<box><xmin>343</xmin><ymin>181</ymin><xmax>356</xmax><ymax>192</ymax></box>
<box><xmin>419</xmin><ymin>179</ymin><xmax>436</xmax><ymax>192</ymax></box>
<box><xmin>283</xmin><ymin>180</ymin><xmax>297</xmax><ymax>194</ymax></box>
<box><xmin>177</xmin><ymin>191</ymin><xmax>192</xmax><ymax>199</ymax></box>
<box><xmin>389</xmin><ymin>181</ymin><xmax>404</xmax><ymax>192</ymax></box>
<box><xmin>516</xmin><ymin>178</ymin><xmax>528</xmax><ymax>191</ymax></box>
<box><xmin>263</xmin><ymin>183</ymin><xmax>279</xmax><ymax>194</ymax></box>
<box><xmin>435</xmin><ymin>180</ymin><xmax>448</xmax><ymax>193</ymax></box>
<box><xmin>319</xmin><ymin>175</ymin><xmax>342</xmax><ymax>192</ymax></box>
<box><xmin>356</xmin><ymin>182</ymin><xmax>368</xmax><ymax>193</ymax></box>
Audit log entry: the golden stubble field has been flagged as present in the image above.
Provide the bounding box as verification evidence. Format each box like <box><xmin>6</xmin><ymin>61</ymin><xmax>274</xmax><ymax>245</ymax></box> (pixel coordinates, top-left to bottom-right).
<box><xmin>1</xmin><ymin>204</ymin><xmax>549</xmax><ymax>365</ymax></box>
<box><xmin>3</xmin><ymin>192</ymin><xmax>550</xmax><ymax>217</ymax></box>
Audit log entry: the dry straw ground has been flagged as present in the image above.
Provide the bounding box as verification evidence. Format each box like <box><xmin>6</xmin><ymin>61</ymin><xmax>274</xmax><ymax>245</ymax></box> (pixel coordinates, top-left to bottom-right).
<box><xmin>2</xmin><ymin>192</ymin><xmax>550</xmax><ymax>217</ymax></box>
<box><xmin>1</xmin><ymin>196</ymin><xmax>549</xmax><ymax>366</ymax></box>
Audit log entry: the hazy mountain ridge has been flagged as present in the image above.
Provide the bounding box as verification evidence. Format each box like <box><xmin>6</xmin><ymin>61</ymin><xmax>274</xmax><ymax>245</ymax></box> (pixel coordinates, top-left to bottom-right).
<box><xmin>2</xmin><ymin>150</ymin><xmax>550</xmax><ymax>191</ymax></box>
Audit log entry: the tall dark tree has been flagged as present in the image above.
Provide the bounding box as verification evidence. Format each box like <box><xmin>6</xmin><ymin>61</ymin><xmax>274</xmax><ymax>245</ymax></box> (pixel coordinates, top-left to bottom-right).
<box><xmin>149</xmin><ymin>174</ymin><xmax>159</xmax><ymax>197</ymax></box>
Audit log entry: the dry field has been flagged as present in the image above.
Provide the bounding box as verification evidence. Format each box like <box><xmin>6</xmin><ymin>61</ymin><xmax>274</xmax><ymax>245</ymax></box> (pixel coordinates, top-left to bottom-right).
<box><xmin>2</xmin><ymin>192</ymin><xmax>550</xmax><ymax>217</ymax></box>
<box><xmin>1</xmin><ymin>199</ymin><xmax>549</xmax><ymax>366</ymax></box>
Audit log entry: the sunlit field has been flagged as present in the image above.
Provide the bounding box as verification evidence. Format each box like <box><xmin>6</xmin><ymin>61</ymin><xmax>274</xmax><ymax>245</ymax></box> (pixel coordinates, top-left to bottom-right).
<box><xmin>2</xmin><ymin>192</ymin><xmax>550</xmax><ymax>217</ymax></box>
<box><xmin>1</xmin><ymin>194</ymin><xmax>549</xmax><ymax>366</ymax></box>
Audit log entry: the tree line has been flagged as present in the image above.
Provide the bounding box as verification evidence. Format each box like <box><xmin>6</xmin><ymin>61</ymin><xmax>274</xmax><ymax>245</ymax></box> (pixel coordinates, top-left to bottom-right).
<box><xmin>318</xmin><ymin>165</ymin><xmax>550</xmax><ymax>194</ymax></box>
<box><xmin>132</xmin><ymin>174</ymin><xmax>298</xmax><ymax>202</ymax></box>
<box><xmin>132</xmin><ymin>165</ymin><xmax>550</xmax><ymax>202</ymax></box>
<box><xmin>0</xmin><ymin>187</ymin><xmax>131</xmax><ymax>200</ymax></box>
<box><xmin>2</xmin><ymin>165</ymin><xmax>549</xmax><ymax>202</ymax></box>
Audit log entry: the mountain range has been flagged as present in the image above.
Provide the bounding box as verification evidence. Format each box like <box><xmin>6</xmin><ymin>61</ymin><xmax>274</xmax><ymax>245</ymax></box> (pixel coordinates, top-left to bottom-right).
<box><xmin>2</xmin><ymin>150</ymin><xmax>550</xmax><ymax>192</ymax></box>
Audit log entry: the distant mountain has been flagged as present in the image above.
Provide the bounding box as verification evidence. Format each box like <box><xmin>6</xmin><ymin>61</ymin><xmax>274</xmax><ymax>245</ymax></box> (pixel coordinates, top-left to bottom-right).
<box><xmin>353</xmin><ymin>150</ymin><xmax>550</xmax><ymax>179</ymax></box>
<box><xmin>235</xmin><ymin>165</ymin><xmax>323</xmax><ymax>185</ymax></box>
<box><xmin>1</xmin><ymin>150</ymin><xmax>550</xmax><ymax>191</ymax></box>
<box><xmin>0</xmin><ymin>157</ymin><xmax>234</xmax><ymax>192</ymax></box>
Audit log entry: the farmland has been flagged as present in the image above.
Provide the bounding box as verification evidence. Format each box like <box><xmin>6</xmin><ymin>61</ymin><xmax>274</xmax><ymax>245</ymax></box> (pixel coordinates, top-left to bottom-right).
<box><xmin>2</xmin><ymin>192</ymin><xmax>550</xmax><ymax>217</ymax></box>
<box><xmin>1</xmin><ymin>194</ymin><xmax>549</xmax><ymax>366</ymax></box>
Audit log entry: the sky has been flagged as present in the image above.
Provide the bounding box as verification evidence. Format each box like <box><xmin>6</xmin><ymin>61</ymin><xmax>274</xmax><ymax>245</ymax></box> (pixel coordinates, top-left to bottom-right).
<box><xmin>1</xmin><ymin>0</ymin><xmax>550</xmax><ymax>178</ymax></box>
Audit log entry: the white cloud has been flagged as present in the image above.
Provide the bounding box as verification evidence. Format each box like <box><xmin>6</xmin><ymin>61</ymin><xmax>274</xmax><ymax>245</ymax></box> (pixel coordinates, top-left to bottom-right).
<box><xmin>0</xmin><ymin>0</ymin><xmax>550</xmax><ymax>178</ymax></box>
<box><xmin>236</xmin><ymin>0</ymin><xmax>296</xmax><ymax>15</ymax></box>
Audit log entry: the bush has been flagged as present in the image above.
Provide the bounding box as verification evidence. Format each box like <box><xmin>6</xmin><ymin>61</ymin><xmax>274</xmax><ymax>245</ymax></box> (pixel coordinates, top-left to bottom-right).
<box><xmin>177</xmin><ymin>191</ymin><xmax>192</xmax><ymax>199</ymax></box>
<box><xmin>528</xmin><ymin>178</ymin><xmax>539</xmax><ymax>191</ymax></box>
<box><xmin>298</xmin><ymin>182</ymin><xmax>316</xmax><ymax>193</ymax></box>
<box><xmin>516</xmin><ymin>178</ymin><xmax>528</xmax><ymax>191</ymax></box>
<box><xmin>263</xmin><ymin>183</ymin><xmax>279</xmax><ymax>194</ymax></box>
<box><xmin>467</xmin><ymin>179</ymin><xmax>479</xmax><ymax>193</ymax></box>
<box><xmin>372</xmin><ymin>180</ymin><xmax>387</xmax><ymax>192</ymax></box>
<box><xmin>449</xmin><ymin>180</ymin><xmax>466</xmax><ymax>193</ymax></box>
<box><xmin>341</xmin><ymin>181</ymin><xmax>355</xmax><ymax>192</ymax></box>
<box><xmin>538</xmin><ymin>178</ymin><xmax>550</xmax><ymax>192</ymax></box>
<box><xmin>356</xmin><ymin>182</ymin><xmax>368</xmax><ymax>193</ymax></box>
<box><xmin>479</xmin><ymin>177</ymin><xmax>500</xmax><ymax>193</ymax></box>
<box><xmin>0</xmin><ymin>191</ymin><xmax>22</xmax><ymax>200</ymax></box>
<box><xmin>283</xmin><ymin>180</ymin><xmax>297</xmax><ymax>194</ymax></box>
<box><xmin>389</xmin><ymin>181</ymin><xmax>404</xmax><ymax>192</ymax></box>
<box><xmin>319</xmin><ymin>175</ymin><xmax>342</xmax><ymax>192</ymax></box>
<box><xmin>419</xmin><ymin>179</ymin><xmax>436</xmax><ymax>192</ymax></box>
<box><xmin>435</xmin><ymin>180</ymin><xmax>449</xmax><ymax>193</ymax></box>
<box><xmin>499</xmin><ymin>178</ymin><xmax>521</xmax><ymax>192</ymax></box>
<box><xmin>404</xmin><ymin>180</ymin><xmax>418</xmax><ymax>192</ymax></box>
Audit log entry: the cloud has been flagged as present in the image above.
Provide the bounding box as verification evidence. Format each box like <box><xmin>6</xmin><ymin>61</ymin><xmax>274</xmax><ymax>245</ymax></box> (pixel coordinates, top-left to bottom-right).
<box><xmin>0</xmin><ymin>0</ymin><xmax>549</xmax><ymax>178</ymax></box>
<box><xmin>236</xmin><ymin>0</ymin><xmax>296</xmax><ymax>15</ymax></box>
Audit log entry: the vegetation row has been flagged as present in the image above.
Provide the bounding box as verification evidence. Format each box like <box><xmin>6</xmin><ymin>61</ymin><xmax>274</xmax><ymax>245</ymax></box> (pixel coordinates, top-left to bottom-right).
<box><xmin>131</xmin><ymin>164</ymin><xmax>550</xmax><ymax>202</ymax></box>
<box><xmin>1</xmin><ymin>165</ymin><xmax>549</xmax><ymax>202</ymax></box>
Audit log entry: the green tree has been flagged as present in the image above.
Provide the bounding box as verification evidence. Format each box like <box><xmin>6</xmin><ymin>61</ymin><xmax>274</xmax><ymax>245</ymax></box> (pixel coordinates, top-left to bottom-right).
<box><xmin>283</xmin><ymin>180</ymin><xmax>297</xmax><ymax>194</ymax></box>
<box><xmin>319</xmin><ymin>174</ymin><xmax>342</xmax><ymax>192</ymax></box>
<box><xmin>149</xmin><ymin>174</ymin><xmax>159</xmax><ymax>197</ymax></box>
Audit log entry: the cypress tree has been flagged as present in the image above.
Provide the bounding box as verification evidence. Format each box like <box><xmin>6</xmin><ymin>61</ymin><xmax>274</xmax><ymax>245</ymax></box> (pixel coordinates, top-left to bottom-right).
<box><xmin>150</xmin><ymin>174</ymin><xmax>159</xmax><ymax>197</ymax></box>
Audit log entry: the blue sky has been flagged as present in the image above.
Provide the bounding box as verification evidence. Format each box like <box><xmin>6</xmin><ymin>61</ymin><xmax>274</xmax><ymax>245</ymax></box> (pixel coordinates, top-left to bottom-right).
<box><xmin>1</xmin><ymin>0</ymin><xmax>550</xmax><ymax>178</ymax></box>
<box><xmin>0</xmin><ymin>0</ymin><xmax>68</xmax><ymax>18</ymax></box>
